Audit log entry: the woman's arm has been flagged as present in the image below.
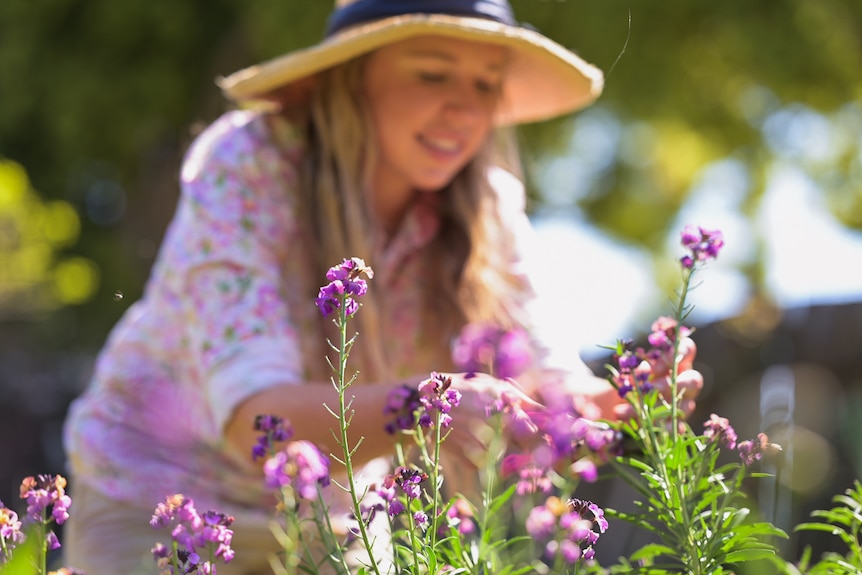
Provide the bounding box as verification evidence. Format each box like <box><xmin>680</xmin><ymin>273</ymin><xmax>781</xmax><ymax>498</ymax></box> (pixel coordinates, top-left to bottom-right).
<box><xmin>224</xmin><ymin>380</ymin><xmax>403</xmax><ymax>465</ymax></box>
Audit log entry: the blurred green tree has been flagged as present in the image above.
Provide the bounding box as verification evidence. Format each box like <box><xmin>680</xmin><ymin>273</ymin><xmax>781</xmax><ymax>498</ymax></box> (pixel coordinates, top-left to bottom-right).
<box><xmin>0</xmin><ymin>0</ymin><xmax>859</xmax><ymax>347</ymax></box>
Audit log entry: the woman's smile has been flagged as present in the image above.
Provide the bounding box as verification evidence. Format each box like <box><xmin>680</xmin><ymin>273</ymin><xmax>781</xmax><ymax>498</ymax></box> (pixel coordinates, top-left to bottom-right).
<box><xmin>363</xmin><ymin>35</ymin><xmax>508</xmax><ymax>230</ymax></box>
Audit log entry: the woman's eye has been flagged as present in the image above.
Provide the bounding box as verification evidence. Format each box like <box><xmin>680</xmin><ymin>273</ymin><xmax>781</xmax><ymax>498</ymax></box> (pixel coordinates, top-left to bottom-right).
<box><xmin>476</xmin><ymin>79</ymin><xmax>500</xmax><ymax>94</ymax></box>
<box><xmin>419</xmin><ymin>72</ymin><xmax>447</xmax><ymax>84</ymax></box>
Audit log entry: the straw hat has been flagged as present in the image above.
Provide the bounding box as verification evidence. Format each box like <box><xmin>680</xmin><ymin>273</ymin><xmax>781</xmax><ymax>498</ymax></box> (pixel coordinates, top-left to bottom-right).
<box><xmin>218</xmin><ymin>0</ymin><xmax>604</xmax><ymax>125</ymax></box>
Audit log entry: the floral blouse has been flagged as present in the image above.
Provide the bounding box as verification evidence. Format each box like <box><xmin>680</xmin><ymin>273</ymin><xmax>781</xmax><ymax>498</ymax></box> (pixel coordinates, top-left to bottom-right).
<box><xmin>62</xmin><ymin>109</ymin><xmax>586</xmax><ymax>518</ymax></box>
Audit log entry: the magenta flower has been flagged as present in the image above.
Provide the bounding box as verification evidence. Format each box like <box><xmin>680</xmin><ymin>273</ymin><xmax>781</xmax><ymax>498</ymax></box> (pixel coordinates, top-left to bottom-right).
<box><xmin>263</xmin><ymin>440</ymin><xmax>331</xmax><ymax>500</ymax></box>
<box><xmin>382</xmin><ymin>383</ymin><xmax>422</xmax><ymax>434</ymax></box>
<box><xmin>525</xmin><ymin>503</ymin><xmax>557</xmax><ymax>540</ymax></box>
<box><xmin>437</xmin><ymin>498</ymin><xmax>476</xmax><ymax>537</ymax></box>
<box><xmin>570</xmin><ymin>458</ymin><xmax>599</xmax><ymax>483</ymax></box>
<box><xmin>315</xmin><ymin>257</ymin><xmax>373</xmax><ymax>318</ymax></box>
<box><xmin>417</xmin><ymin>372</ymin><xmax>461</xmax><ymax>428</ymax></box>
<box><xmin>525</xmin><ymin>497</ymin><xmax>607</xmax><ymax>566</ymax></box>
<box><xmin>16</xmin><ymin>474</ymin><xmax>71</xmax><ymax>554</ymax></box>
<box><xmin>150</xmin><ymin>494</ymin><xmax>235</xmax><ymax>574</ymax></box>
<box><xmin>703</xmin><ymin>413</ymin><xmax>738</xmax><ymax>449</ymax></box>
<box><xmin>486</xmin><ymin>391</ymin><xmax>539</xmax><ymax>437</ymax></box>
<box><xmin>19</xmin><ymin>475</ymin><xmax>71</xmax><ymax>527</ymax></box>
<box><xmin>452</xmin><ymin>323</ymin><xmax>533</xmax><ymax>379</ymax></box>
<box><xmin>737</xmin><ymin>432</ymin><xmax>783</xmax><ymax>466</ymax></box>
<box><xmin>252</xmin><ymin>414</ymin><xmax>293</xmax><ymax>461</ymax></box>
<box><xmin>610</xmin><ymin>341</ymin><xmax>653</xmax><ymax>399</ymax></box>
<box><xmin>381</xmin><ymin>467</ymin><xmax>428</xmax><ymax>517</ymax></box>
<box><xmin>413</xmin><ymin>511</ymin><xmax>429</xmax><ymax>529</ymax></box>
<box><xmin>680</xmin><ymin>225</ymin><xmax>724</xmax><ymax>269</ymax></box>
<box><xmin>0</xmin><ymin>502</ymin><xmax>25</xmax><ymax>563</ymax></box>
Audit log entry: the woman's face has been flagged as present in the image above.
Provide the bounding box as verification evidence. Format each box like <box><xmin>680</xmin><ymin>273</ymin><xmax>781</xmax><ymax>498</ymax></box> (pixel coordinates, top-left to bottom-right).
<box><xmin>363</xmin><ymin>35</ymin><xmax>507</xmax><ymax>200</ymax></box>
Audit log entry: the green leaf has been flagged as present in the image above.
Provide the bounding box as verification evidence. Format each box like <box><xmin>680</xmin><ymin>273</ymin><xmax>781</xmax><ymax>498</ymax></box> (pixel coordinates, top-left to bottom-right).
<box><xmin>724</xmin><ymin>548</ymin><xmax>777</xmax><ymax>563</ymax></box>
<box><xmin>629</xmin><ymin>543</ymin><xmax>678</xmax><ymax>562</ymax></box>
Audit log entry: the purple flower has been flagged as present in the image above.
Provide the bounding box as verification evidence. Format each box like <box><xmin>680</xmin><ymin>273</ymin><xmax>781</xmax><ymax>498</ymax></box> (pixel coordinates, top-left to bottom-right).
<box><xmin>737</xmin><ymin>432</ymin><xmax>783</xmax><ymax>466</ymax></box>
<box><xmin>703</xmin><ymin>413</ymin><xmax>738</xmax><ymax>449</ymax></box>
<box><xmin>387</xmin><ymin>498</ymin><xmax>405</xmax><ymax>518</ymax></box>
<box><xmin>382</xmin><ymin>384</ymin><xmax>422</xmax><ymax>434</ymax></box>
<box><xmin>413</xmin><ymin>511</ymin><xmax>429</xmax><ymax>529</ymax></box>
<box><xmin>525</xmin><ymin>504</ymin><xmax>557</xmax><ymax>540</ymax></box>
<box><xmin>263</xmin><ymin>441</ymin><xmax>331</xmax><ymax>500</ymax></box>
<box><xmin>150</xmin><ymin>494</ymin><xmax>235</xmax><ymax>574</ymax></box>
<box><xmin>416</xmin><ymin>372</ymin><xmax>461</xmax><ymax>428</ymax></box>
<box><xmin>315</xmin><ymin>257</ymin><xmax>373</xmax><ymax>318</ymax></box>
<box><xmin>437</xmin><ymin>499</ymin><xmax>476</xmax><ymax>537</ymax></box>
<box><xmin>252</xmin><ymin>414</ymin><xmax>294</xmax><ymax>461</ymax></box>
<box><xmin>1</xmin><ymin>502</ymin><xmax>25</xmax><ymax>562</ymax></box>
<box><xmin>19</xmin><ymin>474</ymin><xmax>71</xmax><ymax>526</ymax></box>
<box><xmin>502</xmin><ymin>455</ymin><xmax>554</xmax><ymax>495</ymax></box>
<box><xmin>383</xmin><ymin>467</ymin><xmax>428</xmax><ymax>505</ymax></box>
<box><xmin>570</xmin><ymin>458</ymin><xmax>599</xmax><ymax>483</ymax></box>
<box><xmin>16</xmin><ymin>474</ymin><xmax>72</xmax><ymax>553</ymax></box>
<box><xmin>680</xmin><ymin>225</ymin><xmax>724</xmax><ymax>269</ymax></box>
<box><xmin>525</xmin><ymin>496</ymin><xmax>607</xmax><ymax>566</ymax></box>
<box><xmin>452</xmin><ymin>323</ymin><xmax>533</xmax><ymax>379</ymax></box>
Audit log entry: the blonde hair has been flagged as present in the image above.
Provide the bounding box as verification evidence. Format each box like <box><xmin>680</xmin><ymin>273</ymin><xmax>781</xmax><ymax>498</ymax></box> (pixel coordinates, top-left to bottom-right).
<box><xmin>283</xmin><ymin>57</ymin><xmax>530</xmax><ymax>381</ymax></box>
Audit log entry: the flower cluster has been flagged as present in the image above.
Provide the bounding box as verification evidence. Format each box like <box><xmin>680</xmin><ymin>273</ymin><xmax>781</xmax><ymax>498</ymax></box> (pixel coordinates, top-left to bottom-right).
<box><xmin>382</xmin><ymin>383</ymin><xmax>422</xmax><ymax>434</ymax></box>
<box><xmin>315</xmin><ymin>257</ymin><xmax>373</xmax><ymax>318</ymax></box>
<box><xmin>416</xmin><ymin>372</ymin><xmax>461</xmax><ymax>428</ymax></box>
<box><xmin>525</xmin><ymin>496</ymin><xmax>607</xmax><ymax>566</ymax></box>
<box><xmin>150</xmin><ymin>494</ymin><xmax>235</xmax><ymax>574</ymax></box>
<box><xmin>610</xmin><ymin>316</ymin><xmax>693</xmax><ymax>400</ymax></box>
<box><xmin>702</xmin><ymin>414</ymin><xmax>783</xmax><ymax>466</ymax></box>
<box><xmin>251</xmin><ymin>414</ymin><xmax>293</xmax><ymax>461</ymax></box>
<box><xmin>20</xmin><ymin>475</ymin><xmax>71</xmax><ymax>528</ymax></box>
<box><xmin>610</xmin><ymin>341</ymin><xmax>652</xmax><ymax>398</ymax></box>
<box><xmin>451</xmin><ymin>323</ymin><xmax>533</xmax><ymax>379</ymax></box>
<box><xmin>499</xmin><ymin>402</ymin><xmax>617</xmax><ymax>498</ymax></box>
<box><xmin>263</xmin><ymin>440</ymin><xmax>331</xmax><ymax>500</ymax></box>
<box><xmin>737</xmin><ymin>432</ymin><xmax>783</xmax><ymax>466</ymax></box>
<box><xmin>703</xmin><ymin>413</ymin><xmax>738</xmax><ymax>449</ymax></box>
<box><xmin>18</xmin><ymin>474</ymin><xmax>72</xmax><ymax>552</ymax></box>
<box><xmin>679</xmin><ymin>225</ymin><xmax>724</xmax><ymax>269</ymax></box>
<box><xmin>377</xmin><ymin>467</ymin><xmax>429</xmax><ymax>528</ymax></box>
<box><xmin>0</xmin><ymin>501</ymin><xmax>25</xmax><ymax>563</ymax></box>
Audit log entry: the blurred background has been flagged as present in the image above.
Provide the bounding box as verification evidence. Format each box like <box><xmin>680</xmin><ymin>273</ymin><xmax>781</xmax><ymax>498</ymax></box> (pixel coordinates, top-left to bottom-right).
<box><xmin>1</xmin><ymin>0</ymin><xmax>860</xmax><ymax>568</ymax></box>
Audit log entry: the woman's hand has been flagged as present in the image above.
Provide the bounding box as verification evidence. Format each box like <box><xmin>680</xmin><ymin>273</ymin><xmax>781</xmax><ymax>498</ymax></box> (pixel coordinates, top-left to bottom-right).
<box><xmin>432</xmin><ymin>372</ymin><xmax>542</xmax><ymax>454</ymax></box>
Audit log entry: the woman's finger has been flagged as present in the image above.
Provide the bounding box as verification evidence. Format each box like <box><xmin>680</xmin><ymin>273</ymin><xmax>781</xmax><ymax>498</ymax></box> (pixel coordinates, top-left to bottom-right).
<box><xmin>677</xmin><ymin>337</ymin><xmax>697</xmax><ymax>373</ymax></box>
<box><xmin>676</xmin><ymin>369</ymin><xmax>703</xmax><ymax>400</ymax></box>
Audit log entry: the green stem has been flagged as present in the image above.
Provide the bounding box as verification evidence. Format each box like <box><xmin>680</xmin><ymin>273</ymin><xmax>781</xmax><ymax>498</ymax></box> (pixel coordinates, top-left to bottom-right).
<box><xmin>404</xmin><ymin>496</ymin><xmax>423</xmax><ymax>574</ymax></box>
<box><xmin>313</xmin><ymin>486</ymin><xmax>351</xmax><ymax>575</ymax></box>
<box><xmin>428</xmin><ymin>411</ymin><xmax>444</xmax><ymax>552</ymax></box>
<box><xmin>670</xmin><ymin>267</ymin><xmax>692</xmax><ymax>450</ymax></box>
<box><xmin>39</xmin><ymin>521</ymin><xmax>46</xmax><ymax>575</ymax></box>
<box><xmin>282</xmin><ymin>487</ymin><xmax>301</xmax><ymax>575</ymax></box>
<box><xmin>333</xmin><ymin>299</ymin><xmax>383</xmax><ymax>575</ymax></box>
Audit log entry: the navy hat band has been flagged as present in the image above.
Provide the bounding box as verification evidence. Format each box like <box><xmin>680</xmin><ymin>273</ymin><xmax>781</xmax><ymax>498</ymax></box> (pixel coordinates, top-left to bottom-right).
<box><xmin>325</xmin><ymin>0</ymin><xmax>517</xmax><ymax>37</ymax></box>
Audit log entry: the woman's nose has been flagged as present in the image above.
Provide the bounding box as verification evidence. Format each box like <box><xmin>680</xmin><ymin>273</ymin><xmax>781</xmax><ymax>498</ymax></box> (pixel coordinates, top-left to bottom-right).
<box><xmin>443</xmin><ymin>82</ymin><xmax>489</xmax><ymax>120</ymax></box>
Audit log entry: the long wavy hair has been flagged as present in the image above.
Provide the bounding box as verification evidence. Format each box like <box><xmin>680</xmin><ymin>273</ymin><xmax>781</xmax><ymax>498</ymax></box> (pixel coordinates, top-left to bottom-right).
<box><xmin>274</xmin><ymin>55</ymin><xmax>531</xmax><ymax>382</ymax></box>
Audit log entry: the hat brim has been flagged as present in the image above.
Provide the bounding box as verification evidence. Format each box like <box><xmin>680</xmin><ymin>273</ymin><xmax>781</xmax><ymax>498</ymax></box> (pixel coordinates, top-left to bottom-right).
<box><xmin>218</xmin><ymin>14</ymin><xmax>604</xmax><ymax>125</ymax></box>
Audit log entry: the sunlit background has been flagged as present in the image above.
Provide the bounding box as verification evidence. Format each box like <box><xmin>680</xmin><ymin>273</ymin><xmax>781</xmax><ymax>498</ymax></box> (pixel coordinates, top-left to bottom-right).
<box><xmin>1</xmin><ymin>0</ymin><xmax>860</xmax><ymax>568</ymax></box>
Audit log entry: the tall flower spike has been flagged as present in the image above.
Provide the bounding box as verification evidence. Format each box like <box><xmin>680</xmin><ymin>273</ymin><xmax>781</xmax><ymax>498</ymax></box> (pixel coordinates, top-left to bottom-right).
<box><xmin>315</xmin><ymin>257</ymin><xmax>374</xmax><ymax>318</ymax></box>
<box><xmin>417</xmin><ymin>372</ymin><xmax>461</xmax><ymax>428</ymax></box>
<box><xmin>680</xmin><ymin>225</ymin><xmax>724</xmax><ymax>269</ymax></box>
<box><xmin>252</xmin><ymin>414</ymin><xmax>293</xmax><ymax>461</ymax></box>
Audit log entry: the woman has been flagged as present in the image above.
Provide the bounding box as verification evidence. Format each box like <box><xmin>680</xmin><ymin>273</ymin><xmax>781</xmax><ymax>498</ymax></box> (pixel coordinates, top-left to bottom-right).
<box><xmin>63</xmin><ymin>1</ymin><xmax>701</xmax><ymax>573</ymax></box>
